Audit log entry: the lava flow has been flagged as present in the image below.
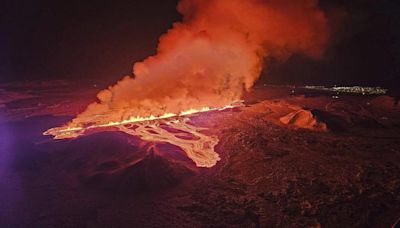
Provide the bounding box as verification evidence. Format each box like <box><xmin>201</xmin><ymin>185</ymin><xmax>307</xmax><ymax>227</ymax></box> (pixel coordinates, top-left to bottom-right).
<box><xmin>44</xmin><ymin>103</ymin><xmax>241</xmax><ymax>167</ymax></box>
<box><xmin>44</xmin><ymin>0</ymin><xmax>330</xmax><ymax>168</ymax></box>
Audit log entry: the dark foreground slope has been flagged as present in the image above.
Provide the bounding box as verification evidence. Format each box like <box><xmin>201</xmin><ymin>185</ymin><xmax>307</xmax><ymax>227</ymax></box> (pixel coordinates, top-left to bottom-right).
<box><xmin>1</xmin><ymin>82</ymin><xmax>400</xmax><ymax>227</ymax></box>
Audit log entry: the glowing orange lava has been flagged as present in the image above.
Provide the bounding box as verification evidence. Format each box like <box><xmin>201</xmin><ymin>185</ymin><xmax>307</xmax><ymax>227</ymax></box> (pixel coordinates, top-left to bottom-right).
<box><xmin>43</xmin><ymin>0</ymin><xmax>330</xmax><ymax>168</ymax></box>
<box><xmin>44</xmin><ymin>103</ymin><xmax>241</xmax><ymax>167</ymax></box>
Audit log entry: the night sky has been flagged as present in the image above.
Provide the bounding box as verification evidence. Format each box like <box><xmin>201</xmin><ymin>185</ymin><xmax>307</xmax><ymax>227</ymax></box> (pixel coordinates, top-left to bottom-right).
<box><xmin>2</xmin><ymin>0</ymin><xmax>400</xmax><ymax>90</ymax></box>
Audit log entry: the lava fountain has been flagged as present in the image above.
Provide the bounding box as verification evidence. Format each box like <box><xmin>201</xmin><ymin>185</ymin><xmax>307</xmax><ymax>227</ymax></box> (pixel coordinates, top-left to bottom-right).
<box><xmin>45</xmin><ymin>0</ymin><xmax>330</xmax><ymax>167</ymax></box>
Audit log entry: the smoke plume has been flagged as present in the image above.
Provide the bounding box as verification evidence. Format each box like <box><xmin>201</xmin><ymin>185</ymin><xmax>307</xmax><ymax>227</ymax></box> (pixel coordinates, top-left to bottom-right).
<box><xmin>68</xmin><ymin>0</ymin><xmax>330</xmax><ymax>127</ymax></box>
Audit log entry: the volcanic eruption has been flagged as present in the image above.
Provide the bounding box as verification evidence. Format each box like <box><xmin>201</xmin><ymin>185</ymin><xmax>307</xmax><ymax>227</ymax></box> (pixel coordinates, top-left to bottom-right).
<box><xmin>45</xmin><ymin>0</ymin><xmax>330</xmax><ymax>167</ymax></box>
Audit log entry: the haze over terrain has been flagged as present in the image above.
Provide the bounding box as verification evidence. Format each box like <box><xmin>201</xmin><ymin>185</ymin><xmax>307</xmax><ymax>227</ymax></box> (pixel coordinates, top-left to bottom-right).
<box><xmin>2</xmin><ymin>0</ymin><xmax>399</xmax><ymax>91</ymax></box>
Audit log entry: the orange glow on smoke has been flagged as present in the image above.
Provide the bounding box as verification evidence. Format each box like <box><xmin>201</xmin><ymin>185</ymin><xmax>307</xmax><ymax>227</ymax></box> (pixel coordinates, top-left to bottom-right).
<box><xmin>44</xmin><ymin>0</ymin><xmax>330</xmax><ymax>167</ymax></box>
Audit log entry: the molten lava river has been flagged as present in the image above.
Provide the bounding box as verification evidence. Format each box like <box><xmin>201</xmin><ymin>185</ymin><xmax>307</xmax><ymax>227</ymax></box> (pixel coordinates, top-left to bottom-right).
<box><xmin>44</xmin><ymin>104</ymin><xmax>240</xmax><ymax>168</ymax></box>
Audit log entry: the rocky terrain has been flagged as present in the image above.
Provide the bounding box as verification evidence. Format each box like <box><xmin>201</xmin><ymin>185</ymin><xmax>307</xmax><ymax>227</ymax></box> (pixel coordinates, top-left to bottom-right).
<box><xmin>1</xmin><ymin>81</ymin><xmax>400</xmax><ymax>227</ymax></box>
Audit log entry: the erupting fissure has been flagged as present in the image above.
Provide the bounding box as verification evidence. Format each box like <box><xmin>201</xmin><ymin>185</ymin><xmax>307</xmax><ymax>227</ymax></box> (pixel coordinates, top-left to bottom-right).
<box><xmin>45</xmin><ymin>103</ymin><xmax>241</xmax><ymax>167</ymax></box>
<box><xmin>45</xmin><ymin>0</ymin><xmax>330</xmax><ymax>167</ymax></box>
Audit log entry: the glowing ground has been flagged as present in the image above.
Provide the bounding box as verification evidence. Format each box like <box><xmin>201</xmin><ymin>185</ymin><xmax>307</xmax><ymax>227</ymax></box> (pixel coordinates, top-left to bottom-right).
<box><xmin>1</xmin><ymin>81</ymin><xmax>400</xmax><ymax>227</ymax></box>
<box><xmin>43</xmin><ymin>103</ymin><xmax>243</xmax><ymax>168</ymax></box>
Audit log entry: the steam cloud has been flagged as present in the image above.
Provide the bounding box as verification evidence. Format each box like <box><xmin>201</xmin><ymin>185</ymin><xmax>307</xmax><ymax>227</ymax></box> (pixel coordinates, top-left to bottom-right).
<box><xmin>69</xmin><ymin>0</ymin><xmax>330</xmax><ymax>127</ymax></box>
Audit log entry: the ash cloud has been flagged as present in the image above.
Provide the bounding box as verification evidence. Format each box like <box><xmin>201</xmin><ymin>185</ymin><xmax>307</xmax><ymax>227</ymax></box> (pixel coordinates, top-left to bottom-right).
<box><xmin>69</xmin><ymin>0</ymin><xmax>330</xmax><ymax>127</ymax></box>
